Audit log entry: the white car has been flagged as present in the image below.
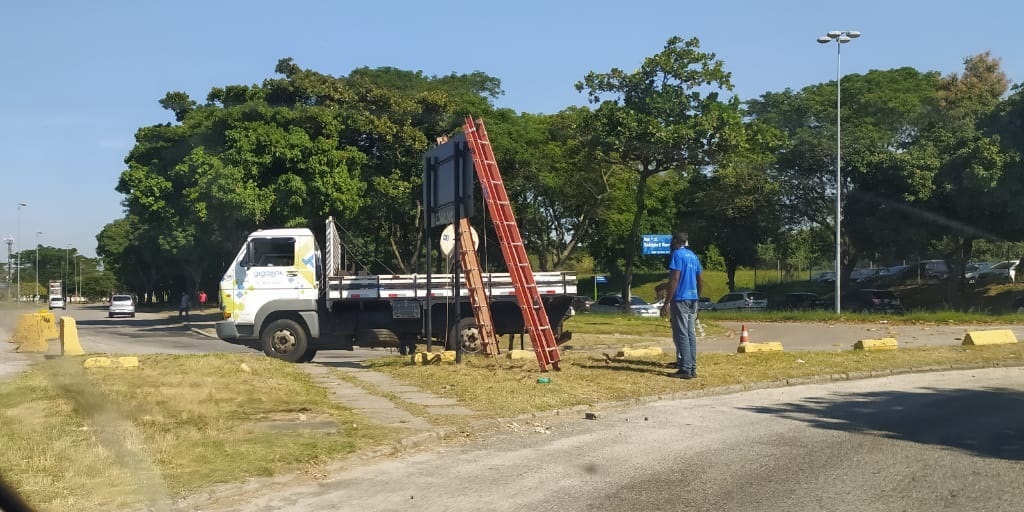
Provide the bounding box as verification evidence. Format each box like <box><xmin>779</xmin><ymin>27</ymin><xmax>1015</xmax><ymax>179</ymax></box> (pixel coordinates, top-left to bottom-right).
<box><xmin>48</xmin><ymin>296</ymin><xmax>66</xmax><ymax>310</ymax></box>
<box><xmin>108</xmin><ymin>294</ymin><xmax>136</xmax><ymax>318</ymax></box>
<box><xmin>590</xmin><ymin>295</ymin><xmax>661</xmax><ymax>317</ymax></box>
<box><xmin>707</xmin><ymin>291</ymin><xmax>768</xmax><ymax>312</ymax></box>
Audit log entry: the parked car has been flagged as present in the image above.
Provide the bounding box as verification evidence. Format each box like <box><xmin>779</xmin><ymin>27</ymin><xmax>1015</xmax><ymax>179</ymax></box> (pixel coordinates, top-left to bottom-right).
<box><xmin>918</xmin><ymin>259</ymin><xmax>949</xmax><ymax>280</ymax></box>
<box><xmin>571</xmin><ymin>296</ymin><xmax>595</xmax><ymax>313</ymax></box>
<box><xmin>975</xmin><ymin>260</ymin><xmax>1019</xmax><ymax>285</ymax></box>
<box><xmin>108</xmin><ymin>294</ymin><xmax>136</xmax><ymax>318</ymax></box>
<box><xmin>48</xmin><ymin>296</ymin><xmax>66</xmax><ymax>310</ymax></box>
<box><xmin>810</xmin><ymin>271</ymin><xmax>836</xmax><ymax>283</ymax></box>
<box><xmin>1013</xmin><ymin>296</ymin><xmax>1024</xmax><ymax>314</ymax></box>
<box><xmin>851</xmin><ymin>268</ymin><xmax>880</xmax><ymax>283</ymax></box>
<box><xmin>964</xmin><ymin>262</ymin><xmax>994</xmax><ymax>283</ymax></box>
<box><xmin>781</xmin><ymin>292</ymin><xmax>829</xmax><ymax>311</ymax></box>
<box><xmin>846</xmin><ymin>289</ymin><xmax>904</xmax><ymax>314</ymax></box>
<box><xmin>707</xmin><ymin>291</ymin><xmax>768</xmax><ymax>312</ymax></box>
<box><xmin>591</xmin><ymin>295</ymin><xmax>661</xmax><ymax>317</ymax></box>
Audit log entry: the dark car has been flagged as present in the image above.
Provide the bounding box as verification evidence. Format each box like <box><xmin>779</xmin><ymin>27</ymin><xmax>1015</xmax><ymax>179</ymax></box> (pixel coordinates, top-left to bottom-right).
<box><xmin>782</xmin><ymin>292</ymin><xmax>829</xmax><ymax>311</ymax></box>
<box><xmin>847</xmin><ymin>289</ymin><xmax>904</xmax><ymax>314</ymax></box>
<box><xmin>571</xmin><ymin>296</ymin><xmax>595</xmax><ymax>313</ymax></box>
<box><xmin>1013</xmin><ymin>296</ymin><xmax>1024</xmax><ymax>314</ymax></box>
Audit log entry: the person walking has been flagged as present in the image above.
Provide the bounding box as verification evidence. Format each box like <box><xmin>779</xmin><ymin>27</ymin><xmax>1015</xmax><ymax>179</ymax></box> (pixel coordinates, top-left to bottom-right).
<box><xmin>198</xmin><ymin>290</ymin><xmax>207</xmax><ymax>312</ymax></box>
<box><xmin>179</xmin><ymin>292</ymin><xmax>191</xmax><ymax>321</ymax></box>
<box><xmin>660</xmin><ymin>232</ymin><xmax>704</xmax><ymax>379</ymax></box>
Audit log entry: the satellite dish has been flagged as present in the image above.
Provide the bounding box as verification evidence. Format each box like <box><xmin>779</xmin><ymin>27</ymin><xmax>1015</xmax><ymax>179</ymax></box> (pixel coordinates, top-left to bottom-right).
<box><xmin>439</xmin><ymin>224</ymin><xmax>480</xmax><ymax>257</ymax></box>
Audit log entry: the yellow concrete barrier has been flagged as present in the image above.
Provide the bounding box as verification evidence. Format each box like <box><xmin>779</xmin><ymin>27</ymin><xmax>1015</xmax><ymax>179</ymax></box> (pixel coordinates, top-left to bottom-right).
<box><xmin>83</xmin><ymin>356</ymin><xmax>139</xmax><ymax>368</ymax></box>
<box><xmin>854</xmin><ymin>337</ymin><xmax>899</xmax><ymax>351</ymax></box>
<box><xmin>12</xmin><ymin>314</ymin><xmax>48</xmax><ymax>353</ymax></box>
<box><xmin>411</xmin><ymin>351</ymin><xmax>459</xmax><ymax>365</ymax></box>
<box><xmin>963</xmin><ymin>329</ymin><xmax>1018</xmax><ymax>346</ymax></box>
<box><xmin>507</xmin><ymin>349</ymin><xmax>535</xmax><ymax>360</ymax></box>
<box><xmin>737</xmin><ymin>341</ymin><xmax>784</xmax><ymax>353</ymax></box>
<box><xmin>37</xmin><ymin>312</ymin><xmax>59</xmax><ymax>340</ymax></box>
<box><xmin>616</xmin><ymin>347</ymin><xmax>664</xmax><ymax>359</ymax></box>
<box><xmin>60</xmin><ymin>317</ymin><xmax>84</xmax><ymax>356</ymax></box>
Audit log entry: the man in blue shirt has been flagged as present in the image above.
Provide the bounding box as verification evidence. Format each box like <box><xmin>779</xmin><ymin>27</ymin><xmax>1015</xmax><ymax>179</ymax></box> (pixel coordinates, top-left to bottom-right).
<box><xmin>660</xmin><ymin>232</ymin><xmax>703</xmax><ymax>379</ymax></box>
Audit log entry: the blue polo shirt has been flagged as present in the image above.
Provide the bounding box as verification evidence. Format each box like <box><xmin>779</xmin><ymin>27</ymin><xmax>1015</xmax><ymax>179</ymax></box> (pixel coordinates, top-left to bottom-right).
<box><xmin>668</xmin><ymin>247</ymin><xmax>702</xmax><ymax>301</ymax></box>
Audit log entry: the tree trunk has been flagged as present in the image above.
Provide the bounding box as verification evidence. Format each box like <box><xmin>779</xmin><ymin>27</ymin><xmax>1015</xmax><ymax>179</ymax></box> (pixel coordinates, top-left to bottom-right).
<box><xmin>621</xmin><ymin>172</ymin><xmax>650</xmax><ymax>311</ymax></box>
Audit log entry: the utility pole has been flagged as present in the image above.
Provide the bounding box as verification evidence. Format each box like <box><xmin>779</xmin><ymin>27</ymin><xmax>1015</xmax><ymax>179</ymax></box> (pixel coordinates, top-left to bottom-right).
<box><xmin>3</xmin><ymin>236</ymin><xmax>12</xmax><ymax>301</ymax></box>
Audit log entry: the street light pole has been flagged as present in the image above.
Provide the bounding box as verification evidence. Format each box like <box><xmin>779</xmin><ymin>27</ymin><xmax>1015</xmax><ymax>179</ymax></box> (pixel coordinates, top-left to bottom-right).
<box><xmin>65</xmin><ymin>244</ymin><xmax>71</xmax><ymax>298</ymax></box>
<box><xmin>17</xmin><ymin>202</ymin><xmax>26</xmax><ymax>302</ymax></box>
<box><xmin>35</xmin><ymin>231</ymin><xmax>43</xmax><ymax>303</ymax></box>
<box><xmin>817</xmin><ymin>30</ymin><xmax>860</xmax><ymax>315</ymax></box>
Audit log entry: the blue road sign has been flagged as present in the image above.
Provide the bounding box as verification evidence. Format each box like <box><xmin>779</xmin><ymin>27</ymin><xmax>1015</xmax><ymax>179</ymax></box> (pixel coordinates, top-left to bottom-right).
<box><xmin>594</xmin><ymin>275</ymin><xmax>607</xmax><ymax>284</ymax></box>
<box><xmin>641</xmin><ymin>234</ymin><xmax>672</xmax><ymax>255</ymax></box>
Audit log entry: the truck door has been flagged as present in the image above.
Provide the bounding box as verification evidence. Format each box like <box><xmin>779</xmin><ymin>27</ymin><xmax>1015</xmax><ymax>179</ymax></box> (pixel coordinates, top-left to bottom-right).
<box><xmin>229</xmin><ymin>235</ymin><xmax>316</xmax><ymax>325</ymax></box>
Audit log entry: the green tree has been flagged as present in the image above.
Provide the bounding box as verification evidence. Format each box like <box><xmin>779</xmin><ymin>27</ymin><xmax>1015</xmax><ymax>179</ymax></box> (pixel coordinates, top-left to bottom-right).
<box><xmin>687</xmin><ymin>121</ymin><xmax>786</xmax><ymax>291</ymax></box>
<box><xmin>575</xmin><ymin>36</ymin><xmax>743</xmax><ymax>303</ymax></box>
<box><xmin>747</xmin><ymin>67</ymin><xmax>942</xmax><ymax>292</ymax></box>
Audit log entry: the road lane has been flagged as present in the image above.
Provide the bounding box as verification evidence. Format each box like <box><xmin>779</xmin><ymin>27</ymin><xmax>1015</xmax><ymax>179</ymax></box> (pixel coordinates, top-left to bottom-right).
<box><xmin>186</xmin><ymin>367</ymin><xmax>1024</xmax><ymax>512</ymax></box>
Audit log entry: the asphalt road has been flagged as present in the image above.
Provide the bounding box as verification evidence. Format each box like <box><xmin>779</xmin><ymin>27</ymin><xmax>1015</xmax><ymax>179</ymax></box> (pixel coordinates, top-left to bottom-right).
<box><xmin>3</xmin><ymin>304</ymin><xmax>1023</xmax><ymax>511</ymax></box>
<box><xmin>187</xmin><ymin>367</ymin><xmax>1024</xmax><ymax>512</ymax></box>
<box><xmin>0</xmin><ymin>303</ymin><xmax>405</xmax><ymax>371</ymax></box>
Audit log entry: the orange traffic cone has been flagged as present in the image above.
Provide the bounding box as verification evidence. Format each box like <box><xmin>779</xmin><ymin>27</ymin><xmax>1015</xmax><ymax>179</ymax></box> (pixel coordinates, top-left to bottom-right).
<box><xmin>739</xmin><ymin>324</ymin><xmax>750</xmax><ymax>344</ymax></box>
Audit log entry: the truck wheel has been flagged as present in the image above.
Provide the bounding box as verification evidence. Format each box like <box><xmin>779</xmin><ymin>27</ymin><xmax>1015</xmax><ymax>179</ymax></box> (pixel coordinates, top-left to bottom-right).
<box><xmin>296</xmin><ymin>348</ymin><xmax>318</xmax><ymax>363</ymax></box>
<box><xmin>261</xmin><ymin>319</ymin><xmax>309</xmax><ymax>363</ymax></box>
<box><xmin>447</xmin><ymin>317</ymin><xmax>482</xmax><ymax>353</ymax></box>
<box><xmin>355</xmin><ymin>329</ymin><xmax>399</xmax><ymax>348</ymax></box>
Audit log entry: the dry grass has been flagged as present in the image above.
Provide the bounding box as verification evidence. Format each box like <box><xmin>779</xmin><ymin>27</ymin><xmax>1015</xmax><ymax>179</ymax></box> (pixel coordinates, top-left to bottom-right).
<box><xmin>0</xmin><ymin>354</ymin><xmax>399</xmax><ymax>512</ymax></box>
<box><xmin>365</xmin><ymin>344</ymin><xmax>1024</xmax><ymax>418</ymax></box>
<box><xmin>2</xmin><ymin>338</ymin><xmax>1023</xmax><ymax>510</ymax></box>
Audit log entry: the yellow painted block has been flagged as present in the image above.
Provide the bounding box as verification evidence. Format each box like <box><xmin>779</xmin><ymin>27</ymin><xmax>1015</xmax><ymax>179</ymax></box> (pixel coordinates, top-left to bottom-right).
<box><xmin>439</xmin><ymin>350</ymin><xmax>457</xmax><ymax>362</ymax></box>
<box><xmin>507</xmin><ymin>349</ymin><xmax>535</xmax><ymax>360</ymax></box>
<box><xmin>963</xmin><ymin>329</ymin><xmax>1018</xmax><ymax>346</ymax></box>
<box><xmin>615</xmin><ymin>347</ymin><xmax>664</xmax><ymax>359</ymax></box>
<box><xmin>854</xmin><ymin>338</ymin><xmax>899</xmax><ymax>351</ymax></box>
<box><xmin>37</xmin><ymin>312</ymin><xmax>59</xmax><ymax>339</ymax></box>
<box><xmin>116</xmin><ymin>357</ymin><xmax>139</xmax><ymax>368</ymax></box>
<box><xmin>10</xmin><ymin>313</ymin><xmax>44</xmax><ymax>345</ymax></box>
<box><xmin>60</xmin><ymin>317</ymin><xmax>84</xmax><ymax>356</ymax></box>
<box><xmin>737</xmin><ymin>341</ymin><xmax>784</xmax><ymax>353</ymax></box>
<box><xmin>83</xmin><ymin>357</ymin><xmax>139</xmax><ymax>368</ymax></box>
<box><xmin>84</xmin><ymin>357</ymin><xmax>113</xmax><ymax>368</ymax></box>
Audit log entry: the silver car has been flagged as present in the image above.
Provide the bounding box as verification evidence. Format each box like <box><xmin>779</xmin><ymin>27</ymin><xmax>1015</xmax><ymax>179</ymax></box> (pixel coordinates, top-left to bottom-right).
<box><xmin>108</xmin><ymin>294</ymin><xmax>136</xmax><ymax>318</ymax></box>
<box><xmin>708</xmin><ymin>291</ymin><xmax>768</xmax><ymax>312</ymax></box>
<box><xmin>590</xmin><ymin>295</ymin><xmax>661</xmax><ymax>317</ymax></box>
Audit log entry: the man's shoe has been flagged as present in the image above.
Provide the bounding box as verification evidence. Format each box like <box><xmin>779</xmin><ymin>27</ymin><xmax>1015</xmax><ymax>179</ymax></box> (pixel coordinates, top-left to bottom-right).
<box><xmin>670</xmin><ymin>370</ymin><xmax>693</xmax><ymax>379</ymax></box>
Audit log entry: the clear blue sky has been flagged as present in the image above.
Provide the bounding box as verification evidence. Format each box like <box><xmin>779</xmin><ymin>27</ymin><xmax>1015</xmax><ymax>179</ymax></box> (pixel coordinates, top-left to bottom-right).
<box><xmin>1</xmin><ymin>0</ymin><xmax>1021</xmax><ymax>259</ymax></box>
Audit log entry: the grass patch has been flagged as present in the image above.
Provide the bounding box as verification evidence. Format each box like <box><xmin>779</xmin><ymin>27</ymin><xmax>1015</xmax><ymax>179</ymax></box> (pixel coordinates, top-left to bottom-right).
<box><xmin>366</xmin><ymin>344</ymin><xmax>1024</xmax><ymax>418</ymax></box>
<box><xmin>366</xmin><ymin>342</ymin><xmax>1024</xmax><ymax>417</ymax></box>
<box><xmin>0</xmin><ymin>354</ymin><xmax>400</xmax><ymax>512</ymax></box>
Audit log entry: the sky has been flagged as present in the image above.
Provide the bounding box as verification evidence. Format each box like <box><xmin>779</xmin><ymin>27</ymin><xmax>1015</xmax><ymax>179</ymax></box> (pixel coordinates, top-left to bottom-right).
<box><xmin>1</xmin><ymin>0</ymin><xmax>1022</xmax><ymax>260</ymax></box>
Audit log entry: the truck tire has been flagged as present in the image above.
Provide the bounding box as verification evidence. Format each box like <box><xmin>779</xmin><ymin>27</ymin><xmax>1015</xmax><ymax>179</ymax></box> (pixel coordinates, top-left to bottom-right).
<box><xmin>261</xmin><ymin>319</ymin><xmax>309</xmax><ymax>363</ymax></box>
<box><xmin>296</xmin><ymin>347</ymin><xmax>318</xmax><ymax>363</ymax></box>
<box><xmin>447</xmin><ymin>317</ymin><xmax>481</xmax><ymax>352</ymax></box>
<box><xmin>355</xmin><ymin>329</ymin><xmax>399</xmax><ymax>348</ymax></box>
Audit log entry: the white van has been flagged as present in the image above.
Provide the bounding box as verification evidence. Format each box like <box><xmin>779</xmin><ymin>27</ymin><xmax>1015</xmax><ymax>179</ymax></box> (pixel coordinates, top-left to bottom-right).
<box><xmin>48</xmin><ymin>296</ymin><xmax>66</xmax><ymax>310</ymax></box>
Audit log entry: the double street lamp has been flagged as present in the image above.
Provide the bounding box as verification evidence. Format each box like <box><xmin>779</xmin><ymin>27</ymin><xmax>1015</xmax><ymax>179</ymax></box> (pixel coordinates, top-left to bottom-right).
<box><xmin>17</xmin><ymin>202</ymin><xmax>26</xmax><ymax>302</ymax></box>
<box><xmin>817</xmin><ymin>30</ymin><xmax>860</xmax><ymax>315</ymax></box>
